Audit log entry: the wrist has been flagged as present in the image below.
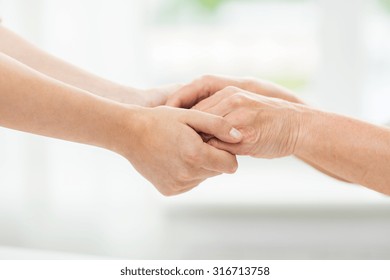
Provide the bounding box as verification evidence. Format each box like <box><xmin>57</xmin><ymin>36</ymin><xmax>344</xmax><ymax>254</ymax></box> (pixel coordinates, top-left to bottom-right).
<box><xmin>137</xmin><ymin>88</ymin><xmax>156</xmax><ymax>107</ymax></box>
<box><xmin>94</xmin><ymin>102</ymin><xmax>148</xmax><ymax>157</ymax></box>
<box><xmin>111</xmin><ymin>84</ymin><xmax>148</xmax><ymax>106</ymax></box>
<box><xmin>141</xmin><ymin>86</ymin><xmax>179</xmax><ymax>107</ymax></box>
<box><xmin>293</xmin><ymin>105</ymin><xmax>321</xmax><ymax>158</ymax></box>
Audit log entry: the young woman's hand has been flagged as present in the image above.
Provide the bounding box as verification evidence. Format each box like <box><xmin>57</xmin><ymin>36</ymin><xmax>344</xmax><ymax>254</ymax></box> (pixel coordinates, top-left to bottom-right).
<box><xmin>141</xmin><ymin>83</ymin><xmax>184</xmax><ymax>107</ymax></box>
<box><xmin>116</xmin><ymin>106</ymin><xmax>242</xmax><ymax>196</ymax></box>
<box><xmin>0</xmin><ymin>52</ymin><xmax>242</xmax><ymax>197</ymax></box>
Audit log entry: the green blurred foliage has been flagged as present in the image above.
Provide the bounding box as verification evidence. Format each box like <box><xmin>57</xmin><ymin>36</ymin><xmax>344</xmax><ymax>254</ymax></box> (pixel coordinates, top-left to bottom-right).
<box><xmin>269</xmin><ymin>76</ymin><xmax>308</xmax><ymax>90</ymax></box>
<box><xmin>379</xmin><ymin>0</ymin><xmax>390</xmax><ymax>13</ymax></box>
<box><xmin>156</xmin><ymin>0</ymin><xmax>309</xmax><ymax>23</ymax></box>
<box><xmin>157</xmin><ymin>0</ymin><xmax>390</xmax><ymax>22</ymax></box>
<box><xmin>154</xmin><ymin>0</ymin><xmax>312</xmax><ymax>92</ymax></box>
<box><xmin>197</xmin><ymin>0</ymin><xmax>226</xmax><ymax>12</ymax></box>
<box><xmin>193</xmin><ymin>0</ymin><xmax>308</xmax><ymax>12</ymax></box>
<box><xmin>194</xmin><ymin>0</ymin><xmax>390</xmax><ymax>14</ymax></box>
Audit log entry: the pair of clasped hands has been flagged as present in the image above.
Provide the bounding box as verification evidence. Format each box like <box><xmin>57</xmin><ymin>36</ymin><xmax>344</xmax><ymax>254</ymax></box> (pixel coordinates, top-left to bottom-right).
<box><xmin>133</xmin><ymin>75</ymin><xmax>305</xmax><ymax>196</ymax></box>
<box><xmin>1</xmin><ymin>24</ymin><xmax>388</xmax><ymax>196</ymax></box>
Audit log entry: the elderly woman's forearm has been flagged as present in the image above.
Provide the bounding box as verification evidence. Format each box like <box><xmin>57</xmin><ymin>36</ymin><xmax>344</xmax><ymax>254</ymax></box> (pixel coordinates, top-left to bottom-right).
<box><xmin>295</xmin><ymin>109</ymin><xmax>390</xmax><ymax>194</ymax></box>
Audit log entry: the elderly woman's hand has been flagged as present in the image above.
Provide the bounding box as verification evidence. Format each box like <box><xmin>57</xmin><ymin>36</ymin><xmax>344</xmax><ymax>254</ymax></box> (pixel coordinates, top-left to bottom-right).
<box><xmin>193</xmin><ymin>86</ymin><xmax>306</xmax><ymax>159</ymax></box>
<box><xmin>166</xmin><ymin>74</ymin><xmax>304</xmax><ymax>109</ymax></box>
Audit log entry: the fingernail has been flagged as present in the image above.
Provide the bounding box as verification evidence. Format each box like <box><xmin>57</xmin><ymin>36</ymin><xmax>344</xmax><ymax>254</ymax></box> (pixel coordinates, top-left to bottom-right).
<box><xmin>229</xmin><ymin>128</ymin><xmax>242</xmax><ymax>139</ymax></box>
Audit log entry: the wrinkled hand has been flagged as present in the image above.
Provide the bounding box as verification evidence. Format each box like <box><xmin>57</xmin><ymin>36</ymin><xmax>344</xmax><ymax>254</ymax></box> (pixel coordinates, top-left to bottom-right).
<box><xmin>193</xmin><ymin>87</ymin><xmax>305</xmax><ymax>159</ymax></box>
<box><xmin>121</xmin><ymin>106</ymin><xmax>242</xmax><ymax>196</ymax></box>
<box><xmin>166</xmin><ymin>74</ymin><xmax>304</xmax><ymax>109</ymax></box>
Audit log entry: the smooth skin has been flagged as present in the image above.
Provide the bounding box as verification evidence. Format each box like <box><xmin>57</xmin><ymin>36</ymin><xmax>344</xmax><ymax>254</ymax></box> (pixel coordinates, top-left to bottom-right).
<box><xmin>0</xmin><ymin>25</ymin><xmax>178</xmax><ymax>107</ymax></box>
<box><xmin>167</xmin><ymin>75</ymin><xmax>390</xmax><ymax>195</ymax></box>
<box><xmin>0</xmin><ymin>30</ymin><xmax>243</xmax><ymax>196</ymax></box>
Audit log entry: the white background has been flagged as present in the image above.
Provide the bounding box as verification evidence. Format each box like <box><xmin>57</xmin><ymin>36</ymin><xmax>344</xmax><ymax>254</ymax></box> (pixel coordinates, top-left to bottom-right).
<box><xmin>0</xmin><ymin>0</ymin><xmax>390</xmax><ymax>259</ymax></box>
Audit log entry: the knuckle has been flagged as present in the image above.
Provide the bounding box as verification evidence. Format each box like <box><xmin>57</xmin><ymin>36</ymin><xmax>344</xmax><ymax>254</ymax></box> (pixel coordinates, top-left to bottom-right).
<box><xmin>174</xmin><ymin>179</ymin><xmax>196</xmax><ymax>192</ymax></box>
<box><xmin>242</xmin><ymin>144</ymin><xmax>256</xmax><ymax>157</ymax></box>
<box><xmin>242</xmin><ymin>77</ymin><xmax>257</xmax><ymax>89</ymax></box>
<box><xmin>223</xmin><ymin>86</ymin><xmax>240</xmax><ymax>93</ymax></box>
<box><xmin>176</xmin><ymin>170</ymin><xmax>192</xmax><ymax>183</ymax></box>
<box><xmin>160</xmin><ymin>183</ymin><xmax>185</xmax><ymax>197</ymax></box>
<box><xmin>183</xmin><ymin>147</ymin><xmax>201</xmax><ymax>164</ymax></box>
<box><xmin>157</xmin><ymin>184</ymin><xmax>177</xmax><ymax>197</ymax></box>
<box><xmin>230</xmin><ymin>93</ymin><xmax>247</xmax><ymax>107</ymax></box>
<box><xmin>187</xmin><ymin>181</ymin><xmax>200</xmax><ymax>190</ymax></box>
<box><xmin>156</xmin><ymin>177</ymin><xmax>189</xmax><ymax>196</ymax></box>
<box><xmin>227</xmin><ymin>159</ymin><xmax>239</xmax><ymax>174</ymax></box>
<box><xmin>212</xmin><ymin>116</ymin><xmax>226</xmax><ymax>129</ymax></box>
<box><xmin>199</xmin><ymin>74</ymin><xmax>215</xmax><ymax>83</ymax></box>
<box><xmin>207</xmin><ymin>138</ymin><xmax>217</xmax><ymax>146</ymax></box>
<box><xmin>160</xmin><ymin>190</ymin><xmax>176</xmax><ymax>197</ymax></box>
<box><xmin>242</xmin><ymin>126</ymin><xmax>259</xmax><ymax>144</ymax></box>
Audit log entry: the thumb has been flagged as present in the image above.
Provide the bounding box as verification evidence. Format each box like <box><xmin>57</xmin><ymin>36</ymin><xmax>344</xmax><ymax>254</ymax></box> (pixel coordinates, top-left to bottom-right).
<box><xmin>166</xmin><ymin>95</ymin><xmax>182</xmax><ymax>107</ymax></box>
<box><xmin>184</xmin><ymin>110</ymin><xmax>243</xmax><ymax>144</ymax></box>
<box><xmin>208</xmin><ymin>138</ymin><xmax>241</xmax><ymax>155</ymax></box>
<box><xmin>166</xmin><ymin>83</ymin><xmax>210</xmax><ymax>108</ymax></box>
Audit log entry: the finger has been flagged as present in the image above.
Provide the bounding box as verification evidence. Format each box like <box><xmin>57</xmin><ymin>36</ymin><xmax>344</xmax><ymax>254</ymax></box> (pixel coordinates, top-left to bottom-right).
<box><xmin>182</xmin><ymin>168</ymin><xmax>221</xmax><ymax>181</ymax></box>
<box><xmin>184</xmin><ymin>110</ymin><xmax>242</xmax><ymax>143</ymax></box>
<box><xmin>166</xmin><ymin>75</ymin><xmax>237</xmax><ymax>108</ymax></box>
<box><xmin>200</xmin><ymin>96</ymin><xmax>235</xmax><ymax>117</ymax></box>
<box><xmin>199</xmin><ymin>169</ymin><xmax>221</xmax><ymax>179</ymax></box>
<box><xmin>201</xmin><ymin>143</ymin><xmax>239</xmax><ymax>174</ymax></box>
<box><xmin>207</xmin><ymin>138</ymin><xmax>243</xmax><ymax>156</ymax></box>
<box><xmin>183</xmin><ymin>169</ymin><xmax>222</xmax><ymax>190</ymax></box>
<box><xmin>167</xmin><ymin>181</ymin><xmax>200</xmax><ymax>196</ymax></box>
<box><xmin>172</xmin><ymin>170</ymin><xmax>220</xmax><ymax>193</ymax></box>
<box><xmin>166</xmin><ymin>82</ymin><xmax>211</xmax><ymax>109</ymax></box>
<box><xmin>192</xmin><ymin>88</ymin><xmax>235</xmax><ymax>112</ymax></box>
<box><xmin>171</xmin><ymin>187</ymin><xmax>196</xmax><ymax>196</ymax></box>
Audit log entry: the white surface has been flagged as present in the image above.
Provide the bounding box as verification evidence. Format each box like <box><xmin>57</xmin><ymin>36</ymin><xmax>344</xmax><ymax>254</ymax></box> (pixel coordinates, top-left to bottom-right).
<box><xmin>0</xmin><ymin>246</ymin><xmax>101</xmax><ymax>260</ymax></box>
<box><xmin>1</xmin><ymin>151</ymin><xmax>390</xmax><ymax>260</ymax></box>
<box><xmin>163</xmin><ymin>156</ymin><xmax>389</xmax><ymax>206</ymax></box>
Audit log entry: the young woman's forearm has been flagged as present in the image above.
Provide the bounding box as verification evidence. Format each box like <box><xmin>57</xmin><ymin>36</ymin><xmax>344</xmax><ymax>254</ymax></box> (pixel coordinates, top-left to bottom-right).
<box><xmin>0</xmin><ymin>52</ymin><xmax>242</xmax><ymax>196</ymax></box>
<box><xmin>0</xmin><ymin>52</ymin><xmax>139</xmax><ymax>153</ymax></box>
<box><xmin>0</xmin><ymin>25</ymin><xmax>145</xmax><ymax>105</ymax></box>
<box><xmin>295</xmin><ymin>109</ymin><xmax>390</xmax><ymax>194</ymax></box>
